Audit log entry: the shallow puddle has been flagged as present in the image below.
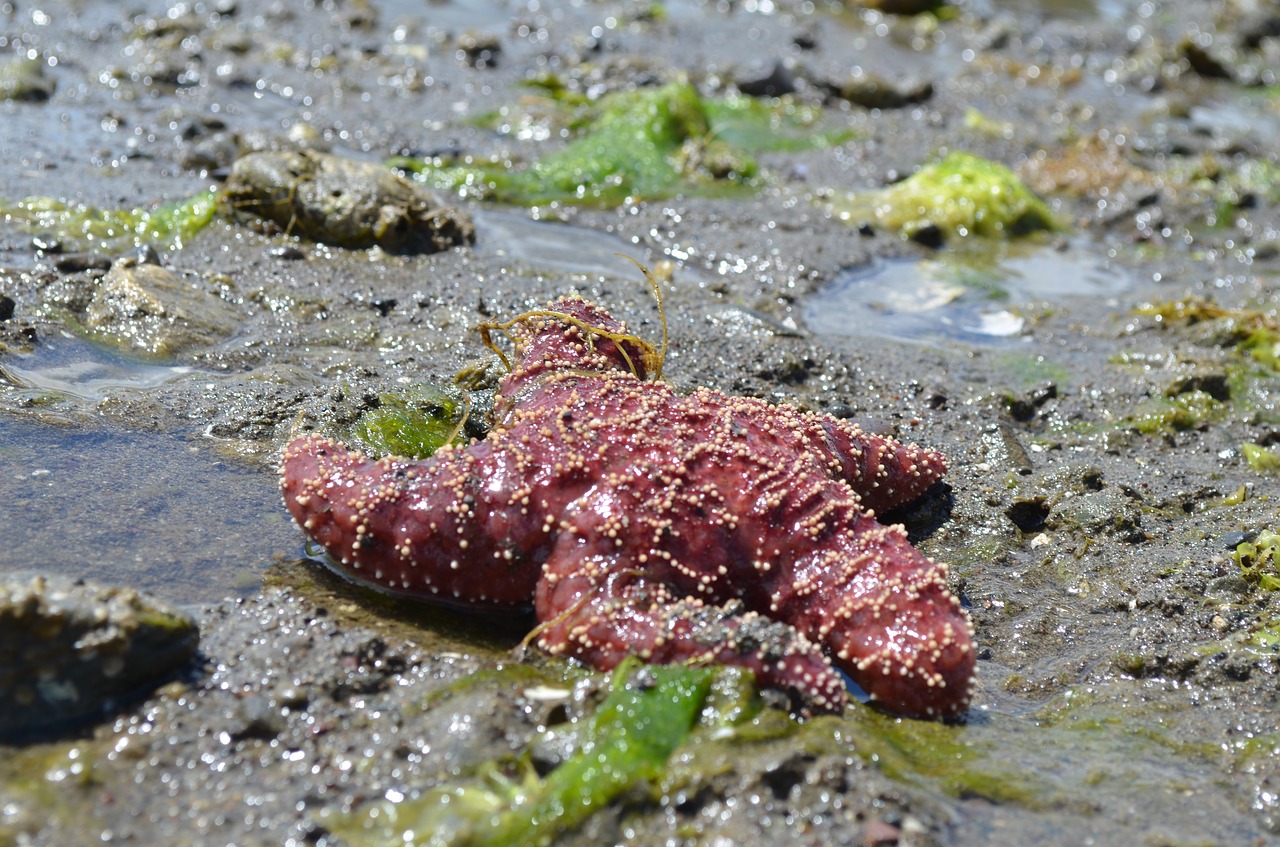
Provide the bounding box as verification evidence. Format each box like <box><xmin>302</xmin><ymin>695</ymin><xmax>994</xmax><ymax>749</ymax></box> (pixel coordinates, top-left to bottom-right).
<box><xmin>803</xmin><ymin>238</ymin><xmax>1139</xmax><ymax>344</ymax></box>
<box><xmin>0</xmin><ymin>331</ymin><xmax>194</xmax><ymax>403</ymax></box>
<box><xmin>0</xmin><ymin>415</ymin><xmax>300</xmax><ymax>605</ymax></box>
<box><xmin>473</xmin><ymin>209</ymin><xmax>640</xmax><ymax>280</ymax></box>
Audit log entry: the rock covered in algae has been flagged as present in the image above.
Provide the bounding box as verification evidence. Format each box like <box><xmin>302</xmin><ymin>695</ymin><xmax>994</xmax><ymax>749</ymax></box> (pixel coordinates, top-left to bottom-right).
<box><xmin>329</xmin><ymin>659</ymin><xmax>716</xmax><ymax>847</ymax></box>
<box><xmin>830</xmin><ymin>151</ymin><xmax>1058</xmax><ymax>243</ymax></box>
<box><xmin>219</xmin><ymin>150</ymin><xmax>475</xmax><ymax>253</ymax></box>
<box><xmin>0</xmin><ymin>575</ymin><xmax>199</xmax><ymax>741</ymax></box>
<box><xmin>82</xmin><ymin>258</ymin><xmax>241</xmax><ymax>358</ymax></box>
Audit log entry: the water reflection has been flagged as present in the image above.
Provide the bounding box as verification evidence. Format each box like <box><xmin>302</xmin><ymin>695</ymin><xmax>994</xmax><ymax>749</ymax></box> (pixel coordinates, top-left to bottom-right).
<box><xmin>803</xmin><ymin>238</ymin><xmax>1137</xmax><ymax>344</ymax></box>
<box><xmin>0</xmin><ymin>416</ymin><xmax>300</xmax><ymax>605</ymax></box>
<box><xmin>0</xmin><ymin>332</ymin><xmax>192</xmax><ymax>402</ymax></box>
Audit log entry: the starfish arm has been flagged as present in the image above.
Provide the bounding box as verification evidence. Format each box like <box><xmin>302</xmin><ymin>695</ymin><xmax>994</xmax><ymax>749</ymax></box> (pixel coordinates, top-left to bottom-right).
<box><xmin>765</xmin><ymin>514</ymin><xmax>976</xmax><ymax>720</ymax></box>
<box><xmin>279</xmin><ymin>435</ymin><xmax>544</xmax><ymax>611</ymax></box>
<box><xmin>809</xmin><ymin>416</ymin><xmax>949</xmax><ymax>514</ymax></box>
<box><xmin>708</xmin><ymin>391</ymin><xmax>947</xmax><ymax>515</ymax></box>
<box><xmin>661</xmin><ymin>447</ymin><xmax>973</xmax><ymax>719</ymax></box>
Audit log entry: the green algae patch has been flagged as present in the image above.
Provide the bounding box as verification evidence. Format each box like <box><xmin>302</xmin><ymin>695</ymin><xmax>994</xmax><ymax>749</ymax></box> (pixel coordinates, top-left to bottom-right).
<box><xmin>963</xmin><ymin>107</ymin><xmax>1015</xmax><ymax>140</ymax></box>
<box><xmin>992</xmin><ymin>349</ymin><xmax>1073</xmax><ymax>392</ymax></box>
<box><xmin>1242</xmin><ymin>443</ymin><xmax>1280</xmax><ymax>473</ymax></box>
<box><xmin>1121</xmin><ymin>297</ymin><xmax>1280</xmax><ymax>430</ymax></box>
<box><xmin>698</xmin><ymin>94</ymin><xmax>854</xmax><ymax>154</ymax></box>
<box><xmin>1163</xmin><ymin>153</ymin><xmax>1280</xmax><ymax>227</ymax></box>
<box><xmin>1133</xmin><ymin>297</ymin><xmax>1280</xmax><ymax>374</ymax></box>
<box><xmin>1234</xmin><ymin>529</ymin><xmax>1280</xmax><ymax>591</ymax></box>
<box><xmin>1</xmin><ymin>190</ymin><xmax>217</xmax><ymax>252</ymax></box>
<box><xmin>1241</xmin><ymin>620</ymin><xmax>1280</xmax><ymax>656</ymax></box>
<box><xmin>347</xmin><ymin>383</ymin><xmax>484</xmax><ymax>461</ymax></box>
<box><xmin>1128</xmin><ymin>390</ymin><xmax>1225</xmax><ymax>435</ymax></box>
<box><xmin>828</xmin><ymin>151</ymin><xmax>1059</xmax><ymax>241</ymax></box>
<box><xmin>837</xmin><ymin>708</ymin><xmax>1045</xmax><ymax>805</ymax></box>
<box><xmin>393</xmin><ymin>82</ymin><xmax>848</xmax><ymax>208</ymax></box>
<box><xmin>0</xmin><ymin>742</ymin><xmax>109</xmax><ymax>844</ymax></box>
<box><xmin>330</xmin><ymin>659</ymin><xmax>714</xmax><ymax>847</ymax></box>
<box><xmin>671</xmin><ymin>671</ymin><xmax>1044</xmax><ymax>808</ymax></box>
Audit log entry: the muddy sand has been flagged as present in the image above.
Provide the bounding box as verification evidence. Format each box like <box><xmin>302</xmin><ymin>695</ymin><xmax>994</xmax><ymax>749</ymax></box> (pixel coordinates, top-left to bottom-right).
<box><xmin>2</xmin><ymin>0</ymin><xmax>1279</xmax><ymax>844</ymax></box>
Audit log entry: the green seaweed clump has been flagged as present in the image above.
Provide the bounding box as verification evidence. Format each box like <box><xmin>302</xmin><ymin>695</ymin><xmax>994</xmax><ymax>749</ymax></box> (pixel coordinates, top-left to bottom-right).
<box><xmin>1133</xmin><ymin>297</ymin><xmax>1280</xmax><ymax>374</ymax></box>
<box><xmin>1234</xmin><ymin>529</ymin><xmax>1280</xmax><ymax>591</ymax></box>
<box><xmin>1</xmin><ymin>190</ymin><xmax>217</xmax><ymax>252</ymax></box>
<box><xmin>1128</xmin><ymin>389</ymin><xmax>1224</xmax><ymax>435</ymax></box>
<box><xmin>392</xmin><ymin>81</ymin><xmax>847</xmax><ymax>208</ymax></box>
<box><xmin>1123</xmin><ymin>298</ymin><xmax>1280</xmax><ymax>429</ymax></box>
<box><xmin>347</xmin><ymin>383</ymin><xmax>483</xmax><ymax>460</ymax></box>
<box><xmin>1241</xmin><ymin>325</ymin><xmax>1280</xmax><ymax>371</ymax></box>
<box><xmin>829</xmin><ymin>151</ymin><xmax>1059</xmax><ymax>241</ymax></box>
<box><xmin>329</xmin><ymin>659</ymin><xmax>715</xmax><ymax>847</ymax></box>
<box><xmin>1242</xmin><ymin>442</ymin><xmax>1280</xmax><ymax>473</ymax></box>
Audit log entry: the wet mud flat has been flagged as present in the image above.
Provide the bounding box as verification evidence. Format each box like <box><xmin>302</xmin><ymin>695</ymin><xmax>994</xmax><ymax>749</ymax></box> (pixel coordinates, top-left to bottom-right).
<box><xmin>2</xmin><ymin>0</ymin><xmax>1280</xmax><ymax>844</ymax></box>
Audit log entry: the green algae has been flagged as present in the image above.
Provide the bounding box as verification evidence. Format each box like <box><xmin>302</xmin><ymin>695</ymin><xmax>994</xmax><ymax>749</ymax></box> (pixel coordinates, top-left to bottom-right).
<box><xmin>1119</xmin><ymin>297</ymin><xmax>1280</xmax><ymax>432</ymax></box>
<box><xmin>329</xmin><ymin>659</ymin><xmax>715</xmax><ymax>847</ymax></box>
<box><xmin>1234</xmin><ymin>529</ymin><xmax>1280</xmax><ymax>591</ymax></box>
<box><xmin>1242</xmin><ymin>442</ymin><xmax>1280</xmax><ymax>473</ymax></box>
<box><xmin>1240</xmin><ymin>326</ymin><xmax>1280</xmax><ymax>371</ymax></box>
<box><xmin>674</xmin><ymin>664</ymin><xmax>1040</xmax><ymax>807</ymax></box>
<box><xmin>836</xmin><ymin>709</ymin><xmax>1045</xmax><ymax>805</ymax></box>
<box><xmin>1128</xmin><ymin>389</ymin><xmax>1225</xmax><ymax>434</ymax></box>
<box><xmin>828</xmin><ymin>151</ymin><xmax>1059</xmax><ymax>241</ymax></box>
<box><xmin>698</xmin><ymin>94</ymin><xmax>853</xmax><ymax>154</ymax></box>
<box><xmin>347</xmin><ymin>383</ymin><xmax>483</xmax><ymax>460</ymax></box>
<box><xmin>1</xmin><ymin>190</ymin><xmax>217</xmax><ymax>252</ymax></box>
<box><xmin>329</xmin><ymin>660</ymin><xmax>1047</xmax><ymax>846</ymax></box>
<box><xmin>1132</xmin><ymin>297</ymin><xmax>1280</xmax><ymax>373</ymax></box>
<box><xmin>962</xmin><ymin>106</ymin><xmax>1014</xmax><ymax>139</ymax></box>
<box><xmin>993</xmin><ymin>350</ymin><xmax>1073</xmax><ymax>391</ymax></box>
<box><xmin>1164</xmin><ymin>154</ymin><xmax>1280</xmax><ymax>226</ymax></box>
<box><xmin>392</xmin><ymin>82</ymin><xmax>849</xmax><ymax>208</ymax></box>
<box><xmin>0</xmin><ymin>743</ymin><xmax>108</xmax><ymax>844</ymax></box>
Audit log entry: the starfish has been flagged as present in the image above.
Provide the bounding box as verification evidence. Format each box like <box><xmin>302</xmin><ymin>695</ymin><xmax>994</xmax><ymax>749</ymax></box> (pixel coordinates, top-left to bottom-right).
<box><xmin>280</xmin><ymin>295</ymin><xmax>975</xmax><ymax>718</ymax></box>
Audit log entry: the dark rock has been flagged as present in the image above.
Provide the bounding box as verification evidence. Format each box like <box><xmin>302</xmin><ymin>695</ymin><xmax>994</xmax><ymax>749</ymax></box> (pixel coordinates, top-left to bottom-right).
<box><xmin>456</xmin><ymin>30</ymin><xmax>501</xmax><ymax>69</ymax></box>
<box><xmin>1006</xmin><ymin>497</ymin><xmax>1050</xmax><ymax>533</ymax></box>
<box><xmin>268</xmin><ymin>244</ymin><xmax>307</xmax><ymax>261</ymax></box>
<box><xmin>822</xmin><ymin>70</ymin><xmax>933</xmax><ymax>109</ymax></box>
<box><xmin>53</xmin><ymin>253</ymin><xmax>113</xmax><ymax>273</ymax></box>
<box><xmin>0</xmin><ymin>575</ymin><xmax>199</xmax><ymax>741</ymax></box>
<box><xmin>1166</xmin><ymin>373</ymin><xmax>1230</xmax><ymax>402</ymax></box>
<box><xmin>736</xmin><ymin>61</ymin><xmax>797</xmax><ymax>97</ymax></box>
<box><xmin>908</xmin><ymin>223</ymin><xmax>944</xmax><ymax>249</ymax></box>
<box><xmin>219</xmin><ymin>150</ymin><xmax>475</xmax><ymax>254</ymax></box>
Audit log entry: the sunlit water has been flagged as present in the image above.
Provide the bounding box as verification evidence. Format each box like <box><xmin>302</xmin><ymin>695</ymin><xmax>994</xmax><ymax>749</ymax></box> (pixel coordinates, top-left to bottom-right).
<box><xmin>0</xmin><ymin>331</ymin><xmax>304</xmax><ymax>604</ymax></box>
<box><xmin>0</xmin><ymin>415</ymin><xmax>300</xmax><ymax>605</ymax></box>
<box><xmin>803</xmin><ymin>239</ymin><xmax>1139</xmax><ymax>344</ymax></box>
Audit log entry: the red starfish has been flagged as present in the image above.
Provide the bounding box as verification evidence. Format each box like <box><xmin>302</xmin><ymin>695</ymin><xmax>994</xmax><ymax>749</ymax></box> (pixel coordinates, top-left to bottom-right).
<box><xmin>280</xmin><ymin>295</ymin><xmax>975</xmax><ymax>718</ymax></box>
